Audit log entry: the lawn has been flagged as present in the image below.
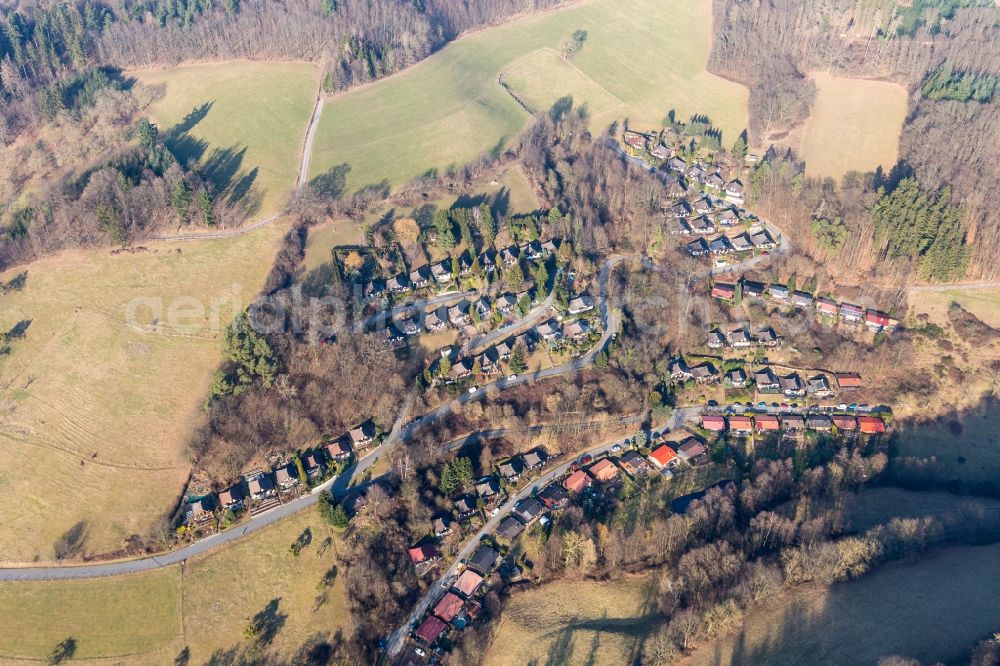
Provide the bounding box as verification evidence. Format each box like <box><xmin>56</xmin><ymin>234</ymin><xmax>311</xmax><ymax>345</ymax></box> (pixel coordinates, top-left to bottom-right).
<box><xmin>0</xmin><ymin>223</ymin><xmax>288</xmax><ymax>561</ymax></box>
<box><xmin>800</xmin><ymin>72</ymin><xmax>908</xmax><ymax>181</ymax></box>
<box><xmin>134</xmin><ymin>61</ymin><xmax>320</xmax><ymax>217</ymax></box>
<box><xmin>690</xmin><ymin>543</ymin><xmax>1000</xmax><ymax>666</ymax></box>
<box><xmin>0</xmin><ymin>567</ymin><xmax>182</xmax><ymax>662</ymax></box>
<box><xmin>310</xmin><ymin>0</ymin><xmax>747</xmax><ymax>193</ymax></box>
<box><xmin>501</xmin><ymin>48</ymin><xmax>623</xmax><ymax>117</ymax></box>
<box><xmin>0</xmin><ymin>510</ymin><xmax>351</xmax><ymax>664</ymax></box>
<box><xmin>484</xmin><ymin>573</ymin><xmax>662</xmax><ymax>665</ymax></box>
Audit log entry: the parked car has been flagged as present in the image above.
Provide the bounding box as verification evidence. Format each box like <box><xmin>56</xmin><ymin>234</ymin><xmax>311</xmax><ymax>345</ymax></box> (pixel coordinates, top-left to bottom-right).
<box><xmin>758</xmin><ymin>401</ymin><xmax>767</xmax><ymax>408</ymax></box>
<box><xmin>581</xmin><ymin>455</ymin><xmax>593</xmax><ymax>465</ymax></box>
<box><xmin>611</xmin><ymin>444</ymin><xmax>622</xmax><ymax>452</ymax></box>
<box><xmin>848</xmin><ymin>403</ymin><xmax>857</xmax><ymax>411</ymax></box>
<box><xmin>468</xmin><ymin>386</ymin><xmax>477</xmax><ymax>394</ymax></box>
<box><xmin>415</xmin><ymin>647</ymin><xmax>427</xmax><ymax>657</ymax></box>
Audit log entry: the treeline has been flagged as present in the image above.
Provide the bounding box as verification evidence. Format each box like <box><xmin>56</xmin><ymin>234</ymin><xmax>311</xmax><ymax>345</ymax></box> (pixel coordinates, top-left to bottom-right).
<box><xmin>0</xmin><ymin>0</ymin><xmax>565</xmax><ymax>144</ymax></box>
<box><xmin>0</xmin><ymin>106</ymin><xmax>231</xmax><ymax>270</ymax></box>
<box><xmin>872</xmin><ymin>177</ymin><xmax>969</xmax><ymax>282</ymax></box>
<box><xmin>921</xmin><ymin>61</ymin><xmax>998</xmax><ymax>102</ymax></box>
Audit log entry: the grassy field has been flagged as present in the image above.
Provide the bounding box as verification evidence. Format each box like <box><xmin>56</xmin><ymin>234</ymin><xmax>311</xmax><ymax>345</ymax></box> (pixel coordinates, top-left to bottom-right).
<box><xmin>501</xmin><ymin>48</ymin><xmax>623</xmax><ymax>117</ymax></box>
<box><xmin>689</xmin><ymin>543</ymin><xmax>1000</xmax><ymax>666</ymax></box>
<box><xmin>484</xmin><ymin>573</ymin><xmax>662</xmax><ymax>665</ymax></box>
<box><xmin>909</xmin><ymin>286</ymin><xmax>1000</xmax><ymax>329</ymax></box>
<box><xmin>134</xmin><ymin>61</ymin><xmax>319</xmax><ymax>217</ymax></box>
<box><xmin>0</xmin><ymin>510</ymin><xmax>350</xmax><ymax>664</ymax></box>
<box><xmin>801</xmin><ymin>72</ymin><xmax>908</xmax><ymax>180</ymax></box>
<box><xmin>310</xmin><ymin>0</ymin><xmax>748</xmax><ymax>193</ymax></box>
<box><xmin>0</xmin><ymin>223</ymin><xmax>288</xmax><ymax>561</ymax></box>
<box><xmin>843</xmin><ymin>486</ymin><xmax>1000</xmax><ymax>532</ymax></box>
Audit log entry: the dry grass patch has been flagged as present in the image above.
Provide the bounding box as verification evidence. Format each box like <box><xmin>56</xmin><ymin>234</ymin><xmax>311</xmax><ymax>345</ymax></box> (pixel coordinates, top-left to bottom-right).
<box><xmin>800</xmin><ymin>72</ymin><xmax>907</xmax><ymax>180</ymax></box>
<box><xmin>910</xmin><ymin>287</ymin><xmax>1000</xmax><ymax>329</ymax></box>
<box><xmin>0</xmin><ymin>223</ymin><xmax>287</xmax><ymax>561</ymax></box>
<box><xmin>484</xmin><ymin>573</ymin><xmax>662</xmax><ymax>666</ymax></box>
<box><xmin>689</xmin><ymin>543</ymin><xmax>1000</xmax><ymax>666</ymax></box>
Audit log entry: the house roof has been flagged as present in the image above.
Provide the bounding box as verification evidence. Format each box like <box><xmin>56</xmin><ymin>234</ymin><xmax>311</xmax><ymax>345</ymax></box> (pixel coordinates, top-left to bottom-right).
<box><xmin>649</xmin><ymin>445</ymin><xmax>677</xmax><ymax>467</ymax></box>
<box><xmin>454</xmin><ymin>569</ymin><xmax>484</xmax><ymax>597</ymax></box>
<box><xmin>702</xmin><ymin>414</ymin><xmax>727</xmax><ymax>431</ymax></box>
<box><xmin>408</xmin><ymin>544</ymin><xmax>440</xmax><ymax>564</ymax></box>
<box><xmin>588</xmin><ymin>458</ymin><xmax>619</xmax><ymax>481</ymax></box>
<box><xmin>538</xmin><ymin>483</ymin><xmax>569</xmax><ymax>506</ymax></box>
<box><xmin>563</xmin><ymin>469</ymin><xmax>593</xmax><ymax>493</ymax></box>
<box><xmin>712</xmin><ymin>282</ymin><xmax>736</xmax><ymax>298</ymax></box>
<box><xmin>832</xmin><ymin>414</ymin><xmax>858</xmax><ymax>430</ymax></box>
<box><xmin>434</xmin><ymin>592</ymin><xmax>465</xmax><ymax>623</ymax></box>
<box><xmin>866</xmin><ymin>310</ymin><xmax>893</xmax><ymax>326</ymax></box>
<box><xmin>781</xmin><ymin>414</ymin><xmax>806</xmax><ymax>429</ymax></box>
<box><xmin>497</xmin><ymin>516</ymin><xmax>525</xmax><ymax>540</ymax></box>
<box><xmin>691</xmin><ymin>362</ymin><xmax>718</xmax><ymax>379</ymax></box>
<box><xmin>523</xmin><ymin>450</ymin><xmax>545</xmax><ymax>468</ymax></box>
<box><xmin>415</xmin><ymin>614</ymin><xmax>447</xmax><ymax>644</ymax></box>
<box><xmin>755</xmin><ymin>414</ymin><xmax>781</xmax><ymax>430</ymax></box>
<box><xmin>807</xmin><ymin>414</ymin><xmax>833</xmax><ymax>429</ymax></box>
<box><xmin>514</xmin><ymin>497</ymin><xmax>545</xmax><ymax>522</ymax></box>
<box><xmin>835</xmin><ymin>372</ymin><xmax>863</xmax><ymax>388</ymax></box>
<box><xmin>677</xmin><ymin>439</ymin><xmax>707</xmax><ymax>458</ymax></box>
<box><xmin>349</xmin><ymin>421</ymin><xmax>376</xmax><ymax>443</ymax></box>
<box><xmin>468</xmin><ymin>545</ymin><xmax>500</xmax><ymax>574</ymax></box>
<box><xmin>454</xmin><ymin>495</ymin><xmax>476</xmax><ymax>513</ymax></box>
<box><xmin>499</xmin><ymin>457</ymin><xmax>524</xmax><ymax>478</ymax></box>
<box><xmin>729</xmin><ymin>415</ymin><xmax>753</xmax><ymax>430</ymax></box>
<box><xmin>858</xmin><ymin>416</ymin><xmax>887</xmax><ymax>433</ymax></box>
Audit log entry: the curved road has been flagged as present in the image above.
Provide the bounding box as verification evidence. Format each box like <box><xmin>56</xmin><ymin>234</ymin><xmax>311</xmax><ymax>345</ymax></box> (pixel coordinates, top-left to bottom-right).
<box><xmin>384</xmin><ymin>405</ymin><xmax>703</xmax><ymax>658</ymax></box>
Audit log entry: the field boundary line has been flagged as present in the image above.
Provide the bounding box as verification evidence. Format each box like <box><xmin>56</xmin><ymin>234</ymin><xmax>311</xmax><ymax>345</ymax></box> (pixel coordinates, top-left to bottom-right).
<box><xmin>0</xmin><ymin>429</ymin><xmax>188</xmax><ymax>472</ymax></box>
<box><xmin>497</xmin><ymin>47</ymin><xmax>626</xmax><ymax>118</ymax></box>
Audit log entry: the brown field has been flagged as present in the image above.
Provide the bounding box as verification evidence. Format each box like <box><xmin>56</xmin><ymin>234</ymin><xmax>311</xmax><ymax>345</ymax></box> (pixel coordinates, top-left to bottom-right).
<box><xmin>0</xmin><ymin>509</ymin><xmax>350</xmax><ymax>664</ymax></box>
<box><xmin>688</xmin><ymin>543</ymin><xmax>1000</xmax><ymax>666</ymax></box>
<box><xmin>800</xmin><ymin>72</ymin><xmax>908</xmax><ymax>180</ymax></box>
<box><xmin>0</xmin><ymin>223</ymin><xmax>288</xmax><ymax>562</ymax></box>
<box><xmin>908</xmin><ymin>286</ymin><xmax>1000</xmax><ymax>329</ymax></box>
<box><xmin>484</xmin><ymin>573</ymin><xmax>662</xmax><ymax>666</ymax></box>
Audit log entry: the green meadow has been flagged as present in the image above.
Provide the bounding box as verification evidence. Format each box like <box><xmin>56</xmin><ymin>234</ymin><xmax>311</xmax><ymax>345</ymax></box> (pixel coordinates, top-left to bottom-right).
<box><xmin>310</xmin><ymin>0</ymin><xmax>748</xmax><ymax>192</ymax></box>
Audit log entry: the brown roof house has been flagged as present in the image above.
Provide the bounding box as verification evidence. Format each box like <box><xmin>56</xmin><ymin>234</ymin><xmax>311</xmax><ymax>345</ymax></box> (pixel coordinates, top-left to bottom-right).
<box><xmin>588</xmin><ymin>458</ymin><xmax>620</xmax><ymax>482</ymax></box>
<box><xmin>563</xmin><ymin>469</ymin><xmax>593</xmax><ymax>494</ymax></box>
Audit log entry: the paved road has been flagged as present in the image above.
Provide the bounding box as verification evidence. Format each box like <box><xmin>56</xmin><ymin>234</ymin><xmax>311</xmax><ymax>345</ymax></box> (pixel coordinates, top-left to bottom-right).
<box><xmin>297</xmin><ymin>94</ymin><xmax>325</xmax><ymax>188</ymax></box>
<box><xmin>384</xmin><ymin>405</ymin><xmax>702</xmax><ymax>659</ymax></box>
<box><xmin>466</xmin><ymin>289</ymin><xmax>557</xmax><ymax>353</ymax></box>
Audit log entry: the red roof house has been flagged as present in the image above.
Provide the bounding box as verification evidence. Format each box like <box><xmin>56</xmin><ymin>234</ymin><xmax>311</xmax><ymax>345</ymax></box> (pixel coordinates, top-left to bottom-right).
<box><xmin>648</xmin><ymin>445</ymin><xmax>678</xmax><ymax>469</ymax></box>
<box><xmin>408</xmin><ymin>544</ymin><xmax>441</xmax><ymax>565</ymax></box>
<box><xmin>588</xmin><ymin>458</ymin><xmax>620</xmax><ymax>482</ymax></box>
<box><xmin>453</xmin><ymin>569</ymin><xmax>484</xmax><ymax>597</ymax></box>
<box><xmin>835</xmin><ymin>372</ymin><xmax>863</xmax><ymax>389</ymax></box>
<box><xmin>754</xmin><ymin>414</ymin><xmax>781</xmax><ymax>431</ymax></box>
<box><xmin>729</xmin><ymin>415</ymin><xmax>753</xmax><ymax>432</ymax></box>
<box><xmin>415</xmin><ymin>615</ymin><xmax>447</xmax><ymax>644</ymax></box>
<box><xmin>563</xmin><ymin>469</ymin><xmax>594</xmax><ymax>494</ymax></box>
<box><xmin>433</xmin><ymin>592</ymin><xmax>465</xmax><ymax>623</ymax></box>
<box><xmin>712</xmin><ymin>282</ymin><xmax>736</xmax><ymax>300</ymax></box>
<box><xmin>858</xmin><ymin>416</ymin><xmax>887</xmax><ymax>434</ymax></box>
<box><xmin>702</xmin><ymin>414</ymin><xmax>727</xmax><ymax>431</ymax></box>
<box><xmin>832</xmin><ymin>414</ymin><xmax>858</xmax><ymax>430</ymax></box>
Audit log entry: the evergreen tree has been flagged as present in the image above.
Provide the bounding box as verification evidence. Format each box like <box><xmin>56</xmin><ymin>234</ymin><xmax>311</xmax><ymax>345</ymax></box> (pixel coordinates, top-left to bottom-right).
<box><xmin>432</xmin><ymin>209</ymin><xmax>455</xmax><ymax>249</ymax></box>
<box><xmin>477</xmin><ymin>204</ymin><xmax>496</xmax><ymax>245</ymax></box>
<box><xmin>171</xmin><ymin>179</ymin><xmax>192</xmax><ymax>221</ymax></box>
<box><xmin>506</xmin><ymin>261</ymin><xmax>524</xmax><ymax>290</ymax></box>
<box><xmin>136</xmin><ymin>118</ymin><xmax>159</xmax><ymax>150</ymax></box>
<box><xmin>198</xmin><ymin>189</ymin><xmax>214</xmax><ymax>226</ymax></box>
<box><xmin>509</xmin><ymin>342</ymin><xmax>527</xmax><ymax>374</ymax></box>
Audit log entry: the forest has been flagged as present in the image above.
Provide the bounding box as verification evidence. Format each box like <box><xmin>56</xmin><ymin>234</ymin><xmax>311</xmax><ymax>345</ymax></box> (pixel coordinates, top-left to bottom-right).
<box><xmin>0</xmin><ymin>0</ymin><xmax>565</xmax><ymax>143</ymax></box>
<box><xmin>708</xmin><ymin>0</ymin><xmax>1000</xmax><ymax>280</ymax></box>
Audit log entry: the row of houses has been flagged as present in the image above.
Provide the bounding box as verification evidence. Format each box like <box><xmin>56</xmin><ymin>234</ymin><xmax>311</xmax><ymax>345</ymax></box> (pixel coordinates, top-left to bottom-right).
<box><xmin>366</xmin><ymin>238</ymin><xmax>562</xmax><ymax>299</ymax></box>
<box><xmin>701</xmin><ymin>412</ymin><xmax>888</xmax><ymax>435</ymax></box>
<box><xmin>184</xmin><ymin>423</ymin><xmax>374</xmax><ymax>526</ymax></box>
<box><xmin>707</xmin><ymin>325</ymin><xmax>781</xmax><ymax>350</ymax></box>
<box><xmin>669</xmin><ymin>357</ymin><xmax>863</xmax><ymax>395</ymax></box>
<box><xmin>713</xmin><ymin>279</ymin><xmax>900</xmax><ymax>333</ymax></box>
<box><xmin>688</xmin><ymin>228</ymin><xmax>776</xmax><ymax>257</ymax></box>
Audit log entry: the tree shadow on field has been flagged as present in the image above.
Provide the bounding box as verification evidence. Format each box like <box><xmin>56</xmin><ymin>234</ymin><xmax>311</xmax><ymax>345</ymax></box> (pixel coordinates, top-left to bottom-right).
<box><xmin>47</xmin><ymin>637</ymin><xmax>76</xmax><ymax>664</ymax></box>
<box><xmin>53</xmin><ymin>521</ymin><xmax>88</xmax><ymax>560</ymax></box>
<box><xmin>250</xmin><ymin>598</ymin><xmax>288</xmax><ymax>647</ymax></box>
<box><xmin>2</xmin><ymin>270</ymin><xmax>27</xmax><ymax>293</ymax></box>
<box><xmin>452</xmin><ymin>193</ymin><xmax>488</xmax><ymax>210</ymax></box>
<box><xmin>164</xmin><ymin>102</ymin><xmax>214</xmax><ymax>165</ymax></box>
<box><xmin>310</xmin><ymin>163</ymin><xmax>351</xmax><ymax>200</ymax></box>
<box><xmin>491</xmin><ymin>186</ymin><xmax>511</xmax><ymax>220</ymax></box>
